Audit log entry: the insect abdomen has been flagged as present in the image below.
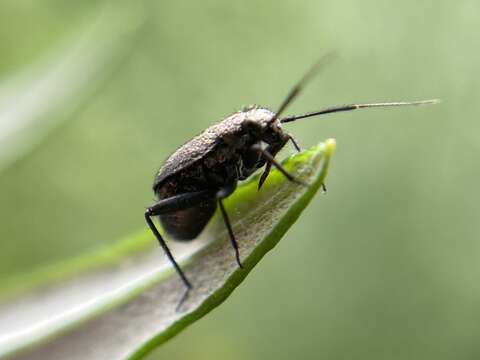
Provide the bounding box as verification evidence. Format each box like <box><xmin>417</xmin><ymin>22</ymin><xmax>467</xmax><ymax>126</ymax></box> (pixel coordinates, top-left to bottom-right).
<box><xmin>159</xmin><ymin>200</ymin><xmax>217</xmax><ymax>240</ymax></box>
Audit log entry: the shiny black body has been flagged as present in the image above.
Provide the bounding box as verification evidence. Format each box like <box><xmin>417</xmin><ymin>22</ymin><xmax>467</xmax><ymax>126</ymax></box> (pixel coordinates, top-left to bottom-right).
<box><xmin>144</xmin><ymin>56</ymin><xmax>436</xmax><ymax>309</ymax></box>
<box><xmin>153</xmin><ymin>107</ymin><xmax>289</xmax><ymax>240</ymax></box>
<box><xmin>145</xmin><ymin>106</ymin><xmax>298</xmax><ymax>309</ymax></box>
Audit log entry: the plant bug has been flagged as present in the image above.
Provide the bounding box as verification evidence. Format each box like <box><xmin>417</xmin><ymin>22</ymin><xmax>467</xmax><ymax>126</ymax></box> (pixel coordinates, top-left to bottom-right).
<box><xmin>145</xmin><ymin>55</ymin><xmax>437</xmax><ymax>308</ymax></box>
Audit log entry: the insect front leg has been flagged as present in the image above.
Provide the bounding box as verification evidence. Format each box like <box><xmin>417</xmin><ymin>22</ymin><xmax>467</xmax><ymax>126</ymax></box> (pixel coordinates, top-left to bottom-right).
<box><xmin>251</xmin><ymin>144</ymin><xmax>307</xmax><ymax>188</ymax></box>
<box><xmin>287</xmin><ymin>137</ymin><xmax>326</xmax><ymax>192</ymax></box>
<box><xmin>216</xmin><ymin>182</ymin><xmax>243</xmax><ymax>268</ymax></box>
<box><xmin>145</xmin><ymin>190</ymin><xmax>214</xmax><ymax>310</ymax></box>
<box><xmin>257</xmin><ymin>142</ymin><xmax>288</xmax><ymax>190</ymax></box>
<box><xmin>257</xmin><ymin>144</ymin><xmax>275</xmax><ymax>190</ymax></box>
<box><xmin>288</xmin><ymin>134</ymin><xmax>301</xmax><ymax>152</ymax></box>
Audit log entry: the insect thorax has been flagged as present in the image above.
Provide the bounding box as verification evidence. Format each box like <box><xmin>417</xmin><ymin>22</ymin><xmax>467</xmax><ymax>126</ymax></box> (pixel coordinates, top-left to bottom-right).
<box><xmin>154</xmin><ymin>107</ymin><xmax>287</xmax><ymax>195</ymax></box>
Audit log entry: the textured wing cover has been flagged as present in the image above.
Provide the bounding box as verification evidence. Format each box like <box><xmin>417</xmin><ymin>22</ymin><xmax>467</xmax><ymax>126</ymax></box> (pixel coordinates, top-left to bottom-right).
<box><xmin>154</xmin><ymin>108</ymin><xmax>274</xmax><ymax>188</ymax></box>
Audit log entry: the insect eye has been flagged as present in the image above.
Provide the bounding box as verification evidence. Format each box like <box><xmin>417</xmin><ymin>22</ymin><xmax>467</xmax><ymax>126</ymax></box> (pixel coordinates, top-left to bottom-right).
<box><xmin>269</xmin><ymin>120</ymin><xmax>283</xmax><ymax>132</ymax></box>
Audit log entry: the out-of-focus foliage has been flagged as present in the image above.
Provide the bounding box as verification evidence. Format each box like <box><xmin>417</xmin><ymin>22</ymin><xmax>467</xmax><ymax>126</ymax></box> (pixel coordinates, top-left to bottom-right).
<box><xmin>0</xmin><ymin>1</ymin><xmax>477</xmax><ymax>360</ymax></box>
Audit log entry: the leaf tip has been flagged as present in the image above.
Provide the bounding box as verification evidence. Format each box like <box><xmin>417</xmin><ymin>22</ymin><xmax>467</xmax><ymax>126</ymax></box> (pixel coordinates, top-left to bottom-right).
<box><xmin>324</xmin><ymin>138</ymin><xmax>336</xmax><ymax>156</ymax></box>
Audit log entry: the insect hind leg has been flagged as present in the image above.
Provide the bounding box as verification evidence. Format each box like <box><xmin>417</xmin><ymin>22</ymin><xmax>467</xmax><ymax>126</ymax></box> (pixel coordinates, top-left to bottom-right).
<box><xmin>145</xmin><ymin>190</ymin><xmax>214</xmax><ymax>311</ymax></box>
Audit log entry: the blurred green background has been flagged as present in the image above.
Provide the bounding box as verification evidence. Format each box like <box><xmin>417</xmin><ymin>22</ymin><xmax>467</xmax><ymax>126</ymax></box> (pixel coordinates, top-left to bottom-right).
<box><xmin>0</xmin><ymin>0</ymin><xmax>478</xmax><ymax>359</ymax></box>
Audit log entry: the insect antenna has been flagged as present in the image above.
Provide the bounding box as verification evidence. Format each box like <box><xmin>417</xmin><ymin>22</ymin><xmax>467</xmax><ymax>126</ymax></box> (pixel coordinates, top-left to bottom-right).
<box><xmin>280</xmin><ymin>99</ymin><xmax>440</xmax><ymax>123</ymax></box>
<box><xmin>269</xmin><ymin>53</ymin><xmax>336</xmax><ymax>123</ymax></box>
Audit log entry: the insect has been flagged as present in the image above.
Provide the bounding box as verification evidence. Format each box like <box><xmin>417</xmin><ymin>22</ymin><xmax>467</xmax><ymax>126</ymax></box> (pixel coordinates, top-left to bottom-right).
<box><xmin>145</xmin><ymin>55</ymin><xmax>437</xmax><ymax>307</ymax></box>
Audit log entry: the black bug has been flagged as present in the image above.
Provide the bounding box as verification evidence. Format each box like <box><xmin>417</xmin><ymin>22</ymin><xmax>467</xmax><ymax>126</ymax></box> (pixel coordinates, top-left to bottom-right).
<box><xmin>145</xmin><ymin>56</ymin><xmax>437</xmax><ymax>307</ymax></box>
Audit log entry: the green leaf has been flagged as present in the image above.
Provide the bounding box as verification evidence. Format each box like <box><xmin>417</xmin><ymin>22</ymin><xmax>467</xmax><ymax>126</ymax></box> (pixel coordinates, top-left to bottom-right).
<box><xmin>0</xmin><ymin>140</ymin><xmax>335</xmax><ymax>360</ymax></box>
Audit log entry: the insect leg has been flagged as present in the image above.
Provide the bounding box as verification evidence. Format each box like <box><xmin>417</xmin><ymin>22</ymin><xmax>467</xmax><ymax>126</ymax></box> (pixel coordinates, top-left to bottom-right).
<box><xmin>288</xmin><ymin>134</ymin><xmax>301</xmax><ymax>152</ymax></box>
<box><xmin>145</xmin><ymin>190</ymin><xmax>214</xmax><ymax>309</ymax></box>
<box><xmin>251</xmin><ymin>144</ymin><xmax>307</xmax><ymax>187</ymax></box>
<box><xmin>258</xmin><ymin>143</ymin><xmax>287</xmax><ymax>190</ymax></box>
<box><xmin>257</xmin><ymin>144</ymin><xmax>274</xmax><ymax>190</ymax></box>
<box><xmin>216</xmin><ymin>183</ymin><xmax>243</xmax><ymax>268</ymax></box>
<box><xmin>258</xmin><ymin>162</ymin><xmax>272</xmax><ymax>190</ymax></box>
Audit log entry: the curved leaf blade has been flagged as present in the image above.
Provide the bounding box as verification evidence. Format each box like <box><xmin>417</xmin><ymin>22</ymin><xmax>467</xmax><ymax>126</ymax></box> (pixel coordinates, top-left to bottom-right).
<box><xmin>0</xmin><ymin>140</ymin><xmax>335</xmax><ymax>360</ymax></box>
